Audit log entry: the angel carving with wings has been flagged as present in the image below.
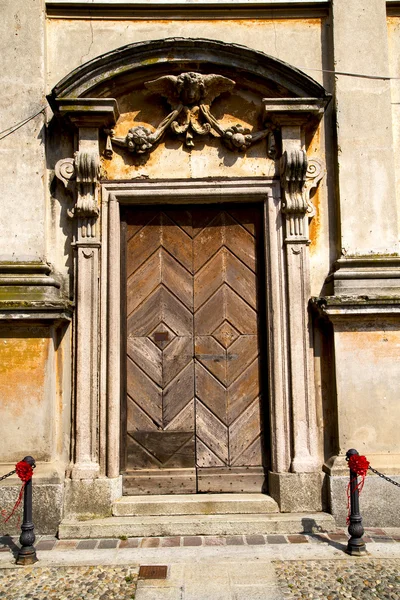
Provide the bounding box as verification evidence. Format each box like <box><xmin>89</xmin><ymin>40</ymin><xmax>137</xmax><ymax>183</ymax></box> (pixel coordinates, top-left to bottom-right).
<box><xmin>105</xmin><ymin>72</ymin><xmax>268</xmax><ymax>157</ymax></box>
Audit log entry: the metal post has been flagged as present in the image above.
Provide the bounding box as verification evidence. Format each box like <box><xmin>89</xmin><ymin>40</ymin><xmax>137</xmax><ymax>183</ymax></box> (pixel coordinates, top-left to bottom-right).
<box><xmin>16</xmin><ymin>456</ymin><xmax>37</xmax><ymax>565</ymax></box>
<box><xmin>345</xmin><ymin>449</ymin><xmax>367</xmax><ymax>556</ymax></box>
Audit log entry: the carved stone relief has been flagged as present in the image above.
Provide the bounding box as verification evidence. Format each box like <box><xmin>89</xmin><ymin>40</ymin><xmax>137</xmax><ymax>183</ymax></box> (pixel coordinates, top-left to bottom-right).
<box><xmin>55</xmin><ymin>150</ymin><xmax>100</xmax><ymax>238</ymax></box>
<box><xmin>105</xmin><ymin>72</ymin><xmax>270</xmax><ymax>158</ymax></box>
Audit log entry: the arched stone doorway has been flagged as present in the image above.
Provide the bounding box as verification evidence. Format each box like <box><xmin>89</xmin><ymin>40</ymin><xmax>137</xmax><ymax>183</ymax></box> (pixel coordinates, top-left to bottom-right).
<box><xmin>50</xmin><ymin>38</ymin><xmax>330</xmax><ymax>516</ymax></box>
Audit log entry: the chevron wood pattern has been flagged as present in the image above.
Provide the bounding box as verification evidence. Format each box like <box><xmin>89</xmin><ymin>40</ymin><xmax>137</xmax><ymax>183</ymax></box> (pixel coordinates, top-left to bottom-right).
<box><xmin>124</xmin><ymin>206</ymin><xmax>266</xmax><ymax>494</ymax></box>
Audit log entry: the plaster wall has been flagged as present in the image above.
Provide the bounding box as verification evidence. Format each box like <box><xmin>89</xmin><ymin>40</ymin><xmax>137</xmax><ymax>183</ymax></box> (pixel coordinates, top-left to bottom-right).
<box><xmin>0</xmin><ymin>0</ymin><xmax>47</xmax><ymax>262</ymax></box>
<box><xmin>332</xmin><ymin>0</ymin><xmax>398</xmax><ymax>256</ymax></box>
<box><xmin>0</xmin><ymin>324</ymin><xmax>71</xmax><ymax>465</ymax></box>
<box><xmin>333</xmin><ymin>321</ymin><xmax>400</xmax><ymax>473</ymax></box>
<box><xmin>387</xmin><ymin>15</ymin><xmax>400</xmax><ymax>240</ymax></box>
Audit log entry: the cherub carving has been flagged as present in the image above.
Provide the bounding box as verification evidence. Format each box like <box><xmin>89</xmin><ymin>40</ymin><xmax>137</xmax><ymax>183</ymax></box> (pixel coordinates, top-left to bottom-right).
<box><xmin>105</xmin><ymin>71</ymin><xmax>269</xmax><ymax>156</ymax></box>
<box><xmin>145</xmin><ymin>72</ymin><xmax>234</xmax><ymax>108</ymax></box>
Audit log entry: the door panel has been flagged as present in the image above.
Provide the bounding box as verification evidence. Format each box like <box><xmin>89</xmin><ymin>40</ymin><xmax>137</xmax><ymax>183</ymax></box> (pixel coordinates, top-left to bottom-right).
<box><xmin>123</xmin><ymin>205</ymin><xmax>266</xmax><ymax>494</ymax></box>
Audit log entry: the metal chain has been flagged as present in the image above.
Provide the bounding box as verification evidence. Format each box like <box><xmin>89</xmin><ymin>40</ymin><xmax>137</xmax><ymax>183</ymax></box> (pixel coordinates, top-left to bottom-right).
<box><xmin>369</xmin><ymin>466</ymin><xmax>400</xmax><ymax>488</ymax></box>
<box><xmin>0</xmin><ymin>469</ymin><xmax>16</xmax><ymax>482</ymax></box>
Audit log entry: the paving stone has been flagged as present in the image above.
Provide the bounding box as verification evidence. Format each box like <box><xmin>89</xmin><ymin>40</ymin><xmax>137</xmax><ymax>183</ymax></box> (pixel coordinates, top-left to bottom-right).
<box><xmin>365</xmin><ymin>528</ymin><xmax>387</xmax><ymax>536</ymax></box>
<box><xmin>35</xmin><ymin>540</ymin><xmax>56</xmax><ymax>551</ymax></box>
<box><xmin>245</xmin><ymin>535</ymin><xmax>265</xmax><ymax>545</ymax></box>
<box><xmin>98</xmin><ymin>539</ymin><xmax>119</xmax><ymax>549</ymax></box>
<box><xmin>183</xmin><ymin>536</ymin><xmax>202</xmax><ymax>546</ymax></box>
<box><xmin>204</xmin><ymin>536</ymin><xmax>225</xmax><ymax>546</ymax></box>
<box><xmin>287</xmin><ymin>535</ymin><xmax>308</xmax><ymax>544</ymax></box>
<box><xmin>160</xmin><ymin>537</ymin><xmax>181</xmax><ymax>547</ymax></box>
<box><xmin>76</xmin><ymin>539</ymin><xmax>98</xmax><ymax>550</ymax></box>
<box><xmin>55</xmin><ymin>540</ymin><xmax>78</xmax><ymax>550</ymax></box>
<box><xmin>226</xmin><ymin>535</ymin><xmax>245</xmax><ymax>545</ymax></box>
<box><xmin>119</xmin><ymin>537</ymin><xmax>140</xmax><ymax>548</ymax></box>
<box><xmin>267</xmin><ymin>535</ymin><xmax>287</xmax><ymax>544</ymax></box>
<box><xmin>140</xmin><ymin>537</ymin><xmax>160</xmax><ymax>548</ymax></box>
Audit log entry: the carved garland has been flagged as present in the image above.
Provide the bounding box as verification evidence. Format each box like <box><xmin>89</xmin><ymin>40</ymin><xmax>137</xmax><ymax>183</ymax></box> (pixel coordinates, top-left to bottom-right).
<box><xmin>54</xmin><ymin>72</ymin><xmax>325</xmax><ymax>232</ymax></box>
<box><xmin>105</xmin><ymin>72</ymin><xmax>270</xmax><ymax>157</ymax></box>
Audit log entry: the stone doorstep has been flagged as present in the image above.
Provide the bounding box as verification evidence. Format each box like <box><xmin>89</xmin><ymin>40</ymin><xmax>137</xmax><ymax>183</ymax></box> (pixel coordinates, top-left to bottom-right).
<box><xmin>112</xmin><ymin>493</ymin><xmax>279</xmax><ymax>517</ymax></box>
<box><xmin>58</xmin><ymin>512</ymin><xmax>336</xmax><ymax>539</ymax></box>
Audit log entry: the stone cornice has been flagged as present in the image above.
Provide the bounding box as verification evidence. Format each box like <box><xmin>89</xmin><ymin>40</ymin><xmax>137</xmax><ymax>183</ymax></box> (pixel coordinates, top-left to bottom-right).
<box><xmin>311</xmin><ymin>295</ymin><xmax>400</xmax><ymax>321</ymax></box>
<box><xmin>50</xmin><ymin>98</ymin><xmax>119</xmax><ymax>128</ymax></box>
<box><xmin>46</xmin><ymin>1</ymin><xmax>330</xmax><ymax>20</ymax></box>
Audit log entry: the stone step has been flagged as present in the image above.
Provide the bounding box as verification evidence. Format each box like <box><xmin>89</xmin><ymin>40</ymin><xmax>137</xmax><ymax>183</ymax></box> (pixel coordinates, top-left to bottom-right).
<box><xmin>59</xmin><ymin>512</ymin><xmax>336</xmax><ymax>539</ymax></box>
<box><xmin>112</xmin><ymin>493</ymin><xmax>279</xmax><ymax>517</ymax></box>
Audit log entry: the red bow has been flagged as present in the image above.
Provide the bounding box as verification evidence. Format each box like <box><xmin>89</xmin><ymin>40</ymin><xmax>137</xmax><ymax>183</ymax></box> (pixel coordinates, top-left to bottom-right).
<box><xmin>348</xmin><ymin>454</ymin><xmax>370</xmax><ymax>477</ymax></box>
<box><xmin>2</xmin><ymin>461</ymin><xmax>34</xmax><ymax>525</ymax></box>
<box><xmin>15</xmin><ymin>461</ymin><xmax>33</xmax><ymax>483</ymax></box>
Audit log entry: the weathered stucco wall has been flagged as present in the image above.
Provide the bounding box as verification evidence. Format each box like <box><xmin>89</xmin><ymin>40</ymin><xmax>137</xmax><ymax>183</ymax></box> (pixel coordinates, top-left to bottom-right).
<box><xmin>332</xmin><ymin>0</ymin><xmax>398</xmax><ymax>256</ymax></box>
<box><xmin>0</xmin><ymin>0</ymin><xmax>46</xmax><ymax>262</ymax></box>
<box><xmin>333</xmin><ymin>320</ymin><xmax>400</xmax><ymax>471</ymax></box>
<box><xmin>0</xmin><ymin>324</ymin><xmax>71</xmax><ymax>465</ymax></box>
<box><xmin>46</xmin><ymin>18</ymin><xmax>326</xmax><ymax>89</ymax></box>
<box><xmin>387</xmin><ymin>15</ymin><xmax>400</xmax><ymax>239</ymax></box>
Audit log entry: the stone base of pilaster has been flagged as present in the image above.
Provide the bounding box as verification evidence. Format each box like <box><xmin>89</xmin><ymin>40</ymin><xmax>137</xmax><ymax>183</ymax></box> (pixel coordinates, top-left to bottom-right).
<box><xmin>328</xmin><ymin>474</ymin><xmax>400</xmax><ymax>527</ymax></box>
<box><xmin>268</xmin><ymin>471</ymin><xmax>327</xmax><ymax>513</ymax></box>
<box><xmin>0</xmin><ymin>482</ymin><xmax>64</xmax><ymax>535</ymax></box>
<box><xmin>63</xmin><ymin>476</ymin><xmax>122</xmax><ymax>520</ymax></box>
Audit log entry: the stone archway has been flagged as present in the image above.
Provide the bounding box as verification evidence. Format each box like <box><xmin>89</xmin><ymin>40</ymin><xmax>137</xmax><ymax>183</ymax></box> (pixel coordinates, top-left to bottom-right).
<box><xmin>51</xmin><ymin>38</ymin><xmax>330</xmax><ymax>515</ymax></box>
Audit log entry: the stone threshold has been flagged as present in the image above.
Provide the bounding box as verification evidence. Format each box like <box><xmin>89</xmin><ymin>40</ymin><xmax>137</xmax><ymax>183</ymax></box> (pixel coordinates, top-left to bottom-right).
<box><xmin>58</xmin><ymin>512</ymin><xmax>336</xmax><ymax>539</ymax></box>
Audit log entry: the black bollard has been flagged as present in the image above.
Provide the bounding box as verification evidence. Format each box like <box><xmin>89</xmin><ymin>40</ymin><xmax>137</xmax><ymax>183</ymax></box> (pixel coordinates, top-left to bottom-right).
<box><xmin>16</xmin><ymin>456</ymin><xmax>38</xmax><ymax>565</ymax></box>
<box><xmin>345</xmin><ymin>449</ymin><xmax>367</xmax><ymax>556</ymax></box>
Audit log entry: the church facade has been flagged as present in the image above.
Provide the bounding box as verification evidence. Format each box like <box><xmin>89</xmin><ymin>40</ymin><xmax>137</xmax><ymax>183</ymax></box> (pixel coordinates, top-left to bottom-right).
<box><xmin>1</xmin><ymin>0</ymin><xmax>400</xmax><ymax>534</ymax></box>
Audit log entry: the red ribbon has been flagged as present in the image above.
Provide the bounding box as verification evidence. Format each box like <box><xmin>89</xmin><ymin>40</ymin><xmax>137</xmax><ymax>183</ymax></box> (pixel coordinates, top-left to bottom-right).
<box><xmin>2</xmin><ymin>461</ymin><xmax>33</xmax><ymax>525</ymax></box>
<box><xmin>346</xmin><ymin>454</ymin><xmax>370</xmax><ymax>524</ymax></box>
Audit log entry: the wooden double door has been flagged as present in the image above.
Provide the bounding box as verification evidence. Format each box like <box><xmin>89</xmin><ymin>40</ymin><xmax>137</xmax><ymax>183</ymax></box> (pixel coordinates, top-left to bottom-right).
<box><xmin>121</xmin><ymin>204</ymin><xmax>268</xmax><ymax>494</ymax></box>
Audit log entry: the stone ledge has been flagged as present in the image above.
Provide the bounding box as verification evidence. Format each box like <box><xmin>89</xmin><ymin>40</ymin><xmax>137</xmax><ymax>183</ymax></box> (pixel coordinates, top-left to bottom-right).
<box><xmin>311</xmin><ymin>295</ymin><xmax>400</xmax><ymax>320</ymax></box>
<box><xmin>0</xmin><ymin>262</ymin><xmax>70</xmax><ymax>309</ymax></box>
<box><xmin>330</xmin><ymin>256</ymin><xmax>400</xmax><ymax>296</ymax></box>
<box><xmin>113</xmin><ymin>493</ymin><xmax>279</xmax><ymax>517</ymax></box>
<box><xmin>58</xmin><ymin>512</ymin><xmax>336</xmax><ymax>539</ymax></box>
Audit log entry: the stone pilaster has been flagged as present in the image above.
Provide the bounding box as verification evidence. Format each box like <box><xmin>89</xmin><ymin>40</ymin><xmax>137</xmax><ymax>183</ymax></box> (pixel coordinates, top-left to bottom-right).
<box><xmin>54</xmin><ymin>99</ymin><xmax>119</xmax><ymax>481</ymax></box>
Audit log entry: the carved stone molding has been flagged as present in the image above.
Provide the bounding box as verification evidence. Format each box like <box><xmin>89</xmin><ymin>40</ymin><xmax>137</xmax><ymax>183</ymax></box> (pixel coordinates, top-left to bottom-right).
<box><xmin>280</xmin><ymin>149</ymin><xmax>308</xmax><ymax>215</ymax></box>
<box><xmin>280</xmin><ymin>153</ymin><xmax>325</xmax><ymax>241</ymax></box>
<box><xmin>106</xmin><ymin>71</ymin><xmax>270</xmax><ymax>157</ymax></box>
<box><xmin>55</xmin><ymin>150</ymin><xmax>100</xmax><ymax>237</ymax></box>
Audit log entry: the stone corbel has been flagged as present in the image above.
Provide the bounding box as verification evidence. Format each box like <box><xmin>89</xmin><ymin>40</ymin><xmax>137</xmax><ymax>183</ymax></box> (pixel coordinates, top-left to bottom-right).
<box><xmin>53</xmin><ymin>98</ymin><xmax>119</xmax><ymax>240</ymax></box>
<box><xmin>55</xmin><ymin>149</ymin><xmax>100</xmax><ymax>238</ymax></box>
<box><xmin>263</xmin><ymin>98</ymin><xmax>328</xmax><ymax>240</ymax></box>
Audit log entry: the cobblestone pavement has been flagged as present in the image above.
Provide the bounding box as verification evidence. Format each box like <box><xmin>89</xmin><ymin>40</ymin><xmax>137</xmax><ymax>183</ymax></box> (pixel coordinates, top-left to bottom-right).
<box><xmin>0</xmin><ymin>565</ymin><xmax>138</xmax><ymax>600</ymax></box>
<box><xmin>275</xmin><ymin>558</ymin><xmax>400</xmax><ymax>600</ymax></box>
<box><xmin>0</xmin><ymin>530</ymin><xmax>399</xmax><ymax>599</ymax></box>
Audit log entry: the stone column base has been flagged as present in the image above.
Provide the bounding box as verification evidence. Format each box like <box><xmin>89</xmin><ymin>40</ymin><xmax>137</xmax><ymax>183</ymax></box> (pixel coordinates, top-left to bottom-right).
<box><xmin>63</xmin><ymin>476</ymin><xmax>122</xmax><ymax>520</ymax></box>
<box><xmin>328</xmin><ymin>474</ymin><xmax>400</xmax><ymax>527</ymax></box>
<box><xmin>268</xmin><ymin>471</ymin><xmax>326</xmax><ymax>513</ymax></box>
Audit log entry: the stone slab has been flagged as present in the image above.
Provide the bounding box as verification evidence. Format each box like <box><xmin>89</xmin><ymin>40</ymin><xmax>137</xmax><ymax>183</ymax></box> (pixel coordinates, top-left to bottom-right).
<box><xmin>113</xmin><ymin>493</ymin><xmax>279</xmax><ymax>517</ymax></box>
<box><xmin>329</xmin><ymin>474</ymin><xmax>400</xmax><ymax>527</ymax></box>
<box><xmin>58</xmin><ymin>512</ymin><xmax>336</xmax><ymax>539</ymax></box>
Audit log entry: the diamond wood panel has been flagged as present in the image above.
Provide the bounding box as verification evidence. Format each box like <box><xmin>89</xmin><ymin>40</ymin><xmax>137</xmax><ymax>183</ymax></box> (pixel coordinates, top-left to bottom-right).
<box><xmin>124</xmin><ymin>206</ymin><xmax>265</xmax><ymax>494</ymax></box>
